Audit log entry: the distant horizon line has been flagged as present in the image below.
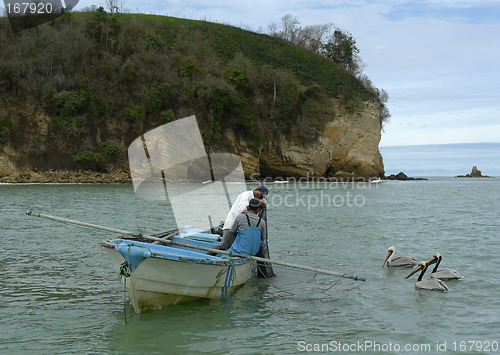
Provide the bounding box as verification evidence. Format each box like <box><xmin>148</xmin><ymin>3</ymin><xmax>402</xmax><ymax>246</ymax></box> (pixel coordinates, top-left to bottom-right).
<box><xmin>379</xmin><ymin>142</ymin><xmax>500</xmax><ymax>148</ymax></box>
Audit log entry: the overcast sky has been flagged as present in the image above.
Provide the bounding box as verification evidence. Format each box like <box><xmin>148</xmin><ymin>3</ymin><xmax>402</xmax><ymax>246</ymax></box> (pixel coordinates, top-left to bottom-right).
<box><xmin>72</xmin><ymin>0</ymin><xmax>500</xmax><ymax>147</ymax></box>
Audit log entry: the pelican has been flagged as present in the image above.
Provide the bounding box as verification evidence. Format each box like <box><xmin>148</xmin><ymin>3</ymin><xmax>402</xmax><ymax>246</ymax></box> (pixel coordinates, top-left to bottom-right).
<box><xmin>382</xmin><ymin>246</ymin><xmax>417</xmax><ymax>267</ymax></box>
<box><xmin>405</xmin><ymin>261</ymin><xmax>449</xmax><ymax>291</ymax></box>
<box><xmin>427</xmin><ymin>253</ymin><xmax>463</xmax><ymax>280</ymax></box>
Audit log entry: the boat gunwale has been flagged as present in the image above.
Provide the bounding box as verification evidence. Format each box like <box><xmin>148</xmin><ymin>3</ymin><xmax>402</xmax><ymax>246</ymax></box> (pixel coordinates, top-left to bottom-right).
<box><xmin>100</xmin><ymin>238</ymin><xmax>250</xmax><ymax>266</ymax></box>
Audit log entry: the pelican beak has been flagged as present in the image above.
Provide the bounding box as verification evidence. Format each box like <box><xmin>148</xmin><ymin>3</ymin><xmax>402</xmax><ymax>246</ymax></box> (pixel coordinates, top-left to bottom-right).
<box><xmin>405</xmin><ymin>263</ymin><xmax>424</xmax><ymax>279</ymax></box>
<box><xmin>428</xmin><ymin>253</ymin><xmax>441</xmax><ymax>265</ymax></box>
<box><xmin>382</xmin><ymin>250</ymin><xmax>393</xmax><ymax>268</ymax></box>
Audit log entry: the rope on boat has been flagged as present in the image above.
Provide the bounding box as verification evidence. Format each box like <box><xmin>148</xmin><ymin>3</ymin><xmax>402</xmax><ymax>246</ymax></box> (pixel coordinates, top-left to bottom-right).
<box><xmin>221</xmin><ymin>256</ymin><xmax>236</xmax><ymax>297</ymax></box>
<box><xmin>118</xmin><ymin>245</ymin><xmax>135</xmax><ymax>325</ymax></box>
<box><xmin>256</xmin><ymin>264</ymin><xmax>293</xmax><ymax>295</ymax></box>
<box><xmin>322</xmin><ymin>276</ymin><xmax>343</xmax><ymax>293</ymax></box>
<box><xmin>258</xmin><ymin>206</ymin><xmax>275</xmax><ymax>278</ymax></box>
<box><xmin>119</xmin><ymin>261</ymin><xmax>132</xmax><ymax>278</ymax></box>
<box><xmin>122</xmin><ymin>277</ymin><xmax>128</xmax><ymax>324</ymax></box>
<box><xmin>222</xmin><ymin>265</ymin><xmax>233</xmax><ymax>297</ymax></box>
<box><xmin>254</xmin><ymin>264</ymin><xmax>344</xmax><ymax>295</ymax></box>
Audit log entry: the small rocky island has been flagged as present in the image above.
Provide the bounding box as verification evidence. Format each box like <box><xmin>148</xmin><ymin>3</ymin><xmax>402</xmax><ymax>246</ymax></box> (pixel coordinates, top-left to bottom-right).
<box><xmin>456</xmin><ymin>166</ymin><xmax>490</xmax><ymax>178</ymax></box>
<box><xmin>384</xmin><ymin>172</ymin><xmax>428</xmax><ymax>181</ymax></box>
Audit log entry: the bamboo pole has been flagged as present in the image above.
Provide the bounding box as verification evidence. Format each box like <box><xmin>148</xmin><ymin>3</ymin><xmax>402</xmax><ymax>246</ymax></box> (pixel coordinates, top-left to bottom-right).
<box><xmin>27</xmin><ymin>211</ymin><xmax>135</xmax><ymax>235</ymax></box>
<box><xmin>26</xmin><ymin>211</ymin><xmax>365</xmax><ymax>282</ymax></box>
<box><xmin>168</xmin><ymin>239</ymin><xmax>365</xmax><ymax>281</ymax></box>
<box><xmin>152</xmin><ymin>231</ymin><xmax>179</xmax><ymax>245</ymax></box>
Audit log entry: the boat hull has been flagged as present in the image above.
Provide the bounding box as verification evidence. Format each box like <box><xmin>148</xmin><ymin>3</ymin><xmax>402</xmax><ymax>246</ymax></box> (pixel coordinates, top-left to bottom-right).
<box><xmin>103</xmin><ymin>239</ymin><xmax>254</xmax><ymax>313</ymax></box>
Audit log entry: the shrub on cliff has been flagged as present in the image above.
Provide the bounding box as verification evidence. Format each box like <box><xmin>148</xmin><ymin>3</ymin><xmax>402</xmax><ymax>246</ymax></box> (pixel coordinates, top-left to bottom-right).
<box><xmin>73</xmin><ymin>142</ymin><xmax>120</xmax><ymax>171</ymax></box>
<box><xmin>73</xmin><ymin>151</ymin><xmax>105</xmax><ymax>171</ymax></box>
<box><xmin>0</xmin><ymin>116</ymin><xmax>13</xmax><ymax>144</ymax></box>
<box><xmin>98</xmin><ymin>142</ymin><xmax>120</xmax><ymax>160</ymax></box>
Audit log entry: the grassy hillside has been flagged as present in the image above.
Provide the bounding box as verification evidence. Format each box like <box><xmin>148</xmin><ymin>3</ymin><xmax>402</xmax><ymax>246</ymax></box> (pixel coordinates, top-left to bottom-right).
<box><xmin>0</xmin><ymin>9</ymin><xmax>376</xmax><ymax>171</ymax></box>
<box><xmin>153</xmin><ymin>15</ymin><xmax>373</xmax><ymax>99</ymax></box>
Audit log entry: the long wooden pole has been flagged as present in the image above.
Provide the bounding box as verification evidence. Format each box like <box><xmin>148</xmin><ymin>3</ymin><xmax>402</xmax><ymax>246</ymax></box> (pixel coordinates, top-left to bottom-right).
<box><xmin>27</xmin><ymin>211</ymin><xmax>135</xmax><ymax>235</ymax></box>
<box><xmin>168</xmin><ymin>239</ymin><xmax>365</xmax><ymax>281</ymax></box>
<box><xmin>26</xmin><ymin>211</ymin><xmax>365</xmax><ymax>282</ymax></box>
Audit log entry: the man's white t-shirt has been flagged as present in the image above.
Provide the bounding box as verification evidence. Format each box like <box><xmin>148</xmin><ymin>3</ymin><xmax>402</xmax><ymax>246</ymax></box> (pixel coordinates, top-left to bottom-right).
<box><xmin>222</xmin><ymin>190</ymin><xmax>254</xmax><ymax>230</ymax></box>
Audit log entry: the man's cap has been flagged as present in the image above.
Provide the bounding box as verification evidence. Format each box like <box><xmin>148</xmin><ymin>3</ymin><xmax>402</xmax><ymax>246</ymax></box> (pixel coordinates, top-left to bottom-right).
<box><xmin>248</xmin><ymin>198</ymin><xmax>262</xmax><ymax>208</ymax></box>
<box><xmin>257</xmin><ymin>185</ymin><xmax>268</xmax><ymax>197</ymax></box>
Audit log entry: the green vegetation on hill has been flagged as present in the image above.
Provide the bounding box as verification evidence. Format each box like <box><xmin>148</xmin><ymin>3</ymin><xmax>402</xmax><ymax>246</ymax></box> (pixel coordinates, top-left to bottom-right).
<box><xmin>159</xmin><ymin>16</ymin><xmax>373</xmax><ymax>100</ymax></box>
<box><xmin>0</xmin><ymin>9</ymin><xmax>378</xmax><ymax>170</ymax></box>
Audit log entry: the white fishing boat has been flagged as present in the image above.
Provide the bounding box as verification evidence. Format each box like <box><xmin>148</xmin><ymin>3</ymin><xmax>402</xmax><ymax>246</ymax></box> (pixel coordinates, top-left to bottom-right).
<box><xmin>100</xmin><ymin>229</ymin><xmax>254</xmax><ymax>313</ymax></box>
<box><xmin>28</xmin><ymin>211</ymin><xmax>365</xmax><ymax>314</ymax></box>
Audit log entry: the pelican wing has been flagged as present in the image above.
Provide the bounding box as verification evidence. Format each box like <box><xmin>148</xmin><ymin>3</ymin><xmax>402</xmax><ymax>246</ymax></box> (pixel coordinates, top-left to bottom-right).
<box><xmin>415</xmin><ymin>279</ymin><xmax>449</xmax><ymax>291</ymax></box>
<box><xmin>430</xmin><ymin>269</ymin><xmax>463</xmax><ymax>281</ymax></box>
<box><xmin>387</xmin><ymin>256</ymin><xmax>417</xmax><ymax>267</ymax></box>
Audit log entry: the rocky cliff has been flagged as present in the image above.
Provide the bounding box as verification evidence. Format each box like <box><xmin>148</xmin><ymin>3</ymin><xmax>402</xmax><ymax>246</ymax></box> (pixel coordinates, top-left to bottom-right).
<box><xmin>250</xmin><ymin>99</ymin><xmax>383</xmax><ymax>179</ymax></box>
<box><xmin>0</xmin><ymin>98</ymin><xmax>384</xmax><ymax>182</ymax></box>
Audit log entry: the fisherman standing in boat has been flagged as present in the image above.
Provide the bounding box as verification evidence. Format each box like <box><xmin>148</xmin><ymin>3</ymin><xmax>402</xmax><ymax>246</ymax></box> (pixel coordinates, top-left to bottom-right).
<box><xmin>209</xmin><ymin>197</ymin><xmax>266</xmax><ymax>255</ymax></box>
<box><xmin>209</xmin><ymin>186</ymin><xmax>267</xmax><ymax>254</ymax></box>
<box><xmin>222</xmin><ymin>185</ymin><xmax>267</xmax><ymax>237</ymax></box>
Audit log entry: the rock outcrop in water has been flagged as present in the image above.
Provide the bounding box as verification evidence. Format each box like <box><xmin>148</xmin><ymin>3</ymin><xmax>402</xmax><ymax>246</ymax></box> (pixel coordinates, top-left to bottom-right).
<box><xmin>384</xmin><ymin>172</ymin><xmax>427</xmax><ymax>181</ymax></box>
<box><xmin>456</xmin><ymin>166</ymin><xmax>490</xmax><ymax>178</ymax></box>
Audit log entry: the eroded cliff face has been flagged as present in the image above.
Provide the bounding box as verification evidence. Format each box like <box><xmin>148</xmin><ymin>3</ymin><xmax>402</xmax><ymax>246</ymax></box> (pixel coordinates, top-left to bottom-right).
<box><xmin>231</xmin><ymin>99</ymin><xmax>384</xmax><ymax>180</ymax></box>
<box><xmin>1</xmin><ymin>97</ymin><xmax>385</xmax><ymax>183</ymax></box>
<box><xmin>0</xmin><ymin>98</ymin><xmax>384</xmax><ymax>182</ymax></box>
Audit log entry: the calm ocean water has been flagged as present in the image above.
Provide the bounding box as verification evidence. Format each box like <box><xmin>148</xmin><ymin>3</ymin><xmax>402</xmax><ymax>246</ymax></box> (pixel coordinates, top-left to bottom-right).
<box><xmin>1</xmin><ymin>178</ymin><xmax>500</xmax><ymax>354</ymax></box>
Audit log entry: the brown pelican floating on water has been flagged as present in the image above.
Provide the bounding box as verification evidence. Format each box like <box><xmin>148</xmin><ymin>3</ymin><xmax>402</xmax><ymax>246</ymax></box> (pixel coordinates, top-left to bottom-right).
<box><xmin>382</xmin><ymin>246</ymin><xmax>417</xmax><ymax>267</ymax></box>
<box><xmin>405</xmin><ymin>261</ymin><xmax>449</xmax><ymax>291</ymax></box>
<box><xmin>427</xmin><ymin>253</ymin><xmax>464</xmax><ymax>280</ymax></box>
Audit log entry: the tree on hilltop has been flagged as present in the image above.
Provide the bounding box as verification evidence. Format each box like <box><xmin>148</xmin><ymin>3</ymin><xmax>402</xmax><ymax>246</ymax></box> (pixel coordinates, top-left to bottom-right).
<box><xmin>322</xmin><ymin>29</ymin><xmax>360</xmax><ymax>75</ymax></box>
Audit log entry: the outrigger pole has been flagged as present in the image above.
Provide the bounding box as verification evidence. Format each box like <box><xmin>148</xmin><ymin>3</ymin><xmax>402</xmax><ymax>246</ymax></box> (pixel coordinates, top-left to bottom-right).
<box><xmin>26</xmin><ymin>211</ymin><xmax>366</xmax><ymax>282</ymax></box>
